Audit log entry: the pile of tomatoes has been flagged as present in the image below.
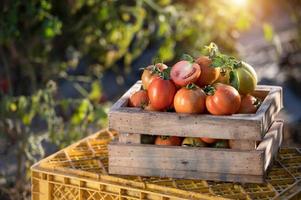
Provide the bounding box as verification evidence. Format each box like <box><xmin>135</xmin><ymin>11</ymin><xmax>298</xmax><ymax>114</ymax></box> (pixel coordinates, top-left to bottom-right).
<box><xmin>128</xmin><ymin>47</ymin><xmax>261</xmax><ymax>147</ymax></box>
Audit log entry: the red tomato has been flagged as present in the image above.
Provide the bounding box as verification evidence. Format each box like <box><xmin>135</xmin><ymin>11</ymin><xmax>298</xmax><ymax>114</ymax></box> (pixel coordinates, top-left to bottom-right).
<box><xmin>200</xmin><ymin>137</ymin><xmax>217</xmax><ymax>144</ymax></box>
<box><xmin>141</xmin><ymin>63</ymin><xmax>168</xmax><ymax>90</ymax></box>
<box><xmin>206</xmin><ymin>83</ymin><xmax>241</xmax><ymax>115</ymax></box>
<box><xmin>238</xmin><ymin>94</ymin><xmax>260</xmax><ymax>113</ymax></box>
<box><xmin>148</xmin><ymin>78</ymin><xmax>176</xmax><ymax>110</ymax></box>
<box><xmin>195</xmin><ymin>56</ymin><xmax>220</xmax><ymax>87</ymax></box>
<box><xmin>128</xmin><ymin>90</ymin><xmax>149</xmax><ymax>108</ymax></box>
<box><xmin>174</xmin><ymin>86</ymin><xmax>206</xmax><ymax>114</ymax></box>
<box><xmin>155</xmin><ymin>136</ymin><xmax>182</xmax><ymax>146</ymax></box>
<box><xmin>170</xmin><ymin>60</ymin><xmax>201</xmax><ymax>87</ymax></box>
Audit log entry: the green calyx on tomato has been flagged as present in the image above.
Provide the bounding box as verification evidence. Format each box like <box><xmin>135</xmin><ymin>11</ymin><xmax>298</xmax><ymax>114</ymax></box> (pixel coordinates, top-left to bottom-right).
<box><xmin>181</xmin><ymin>54</ymin><xmax>194</xmax><ymax>63</ymax></box>
<box><xmin>185</xmin><ymin>83</ymin><xmax>198</xmax><ymax>90</ymax></box>
<box><xmin>203</xmin><ymin>85</ymin><xmax>216</xmax><ymax>96</ymax></box>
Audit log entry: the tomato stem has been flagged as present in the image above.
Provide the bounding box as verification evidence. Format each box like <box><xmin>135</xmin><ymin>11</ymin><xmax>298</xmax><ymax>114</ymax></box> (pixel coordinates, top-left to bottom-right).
<box><xmin>203</xmin><ymin>85</ymin><xmax>215</xmax><ymax>96</ymax></box>
<box><xmin>186</xmin><ymin>83</ymin><xmax>198</xmax><ymax>90</ymax></box>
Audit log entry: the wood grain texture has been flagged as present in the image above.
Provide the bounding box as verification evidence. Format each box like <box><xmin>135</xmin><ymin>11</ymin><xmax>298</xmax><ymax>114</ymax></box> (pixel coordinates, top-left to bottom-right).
<box><xmin>118</xmin><ymin>133</ymin><xmax>141</xmax><ymax>144</ymax></box>
<box><xmin>109</xmin><ymin>166</ymin><xmax>265</xmax><ymax>183</ymax></box>
<box><xmin>229</xmin><ymin>140</ymin><xmax>257</xmax><ymax>150</ymax></box>
<box><xmin>108</xmin><ymin>121</ymin><xmax>283</xmax><ymax>183</ymax></box>
<box><xmin>109</xmin><ymin>82</ymin><xmax>283</xmax><ymax>141</ymax></box>
<box><xmin>257</xmin><ymin>120</ymin><xmax>283</xmax><ymax>171</ymax></box>
<box><xmin>109</xmin><ymin>143</ymin><xmax>264</xmax><ymax>175</ymax></box>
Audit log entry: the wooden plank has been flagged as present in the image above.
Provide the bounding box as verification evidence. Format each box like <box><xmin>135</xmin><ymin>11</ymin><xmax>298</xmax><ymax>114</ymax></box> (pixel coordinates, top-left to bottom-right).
<box><xmin>109</xmin><ymin>109</ymin><xmax>262</xmax><ymax>140</ymax></box>
<box><xmin>109</xmin><ymin>166</ymin><xmax>265</xmax><ymax>183</ymax></box>
<box><xmin>109</xmin><ymin>83</ymin><xmax>282</xmax><ymax>141</ymax></box>
<box><xmin>257</xmin><ymin>120</ymin><xmax>283</xmax><ymax>171</ymax></box>
<box><xmin>109</xmin><ymin>143</ymin><xmax>264</xmax><ymax>175</ymax></box>
<box><xmin>229</xmin><ymin>140</ymin><xmax>256</xmax><ymax>150</ymax></box>
<box><xmin>118</xmin><ymin>133</ymin><xmax>141</xmax><ymax>144</ymax></box>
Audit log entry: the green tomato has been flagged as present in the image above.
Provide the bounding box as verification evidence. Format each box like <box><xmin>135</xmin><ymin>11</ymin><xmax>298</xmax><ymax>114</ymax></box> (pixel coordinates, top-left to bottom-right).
<box><xmin>236</xmin><ymin>62</ymin><xmax>257</xmax><ymax>95</ymax></box>
<box><xmin>182</xmin><ymin>137</ymin><xmax>207</xmax><ymax>147</ymax></box>
<box><xmin>212</xmin><ymin>140</ymin><xmax>229</xmax><ymax>148</ymax></box>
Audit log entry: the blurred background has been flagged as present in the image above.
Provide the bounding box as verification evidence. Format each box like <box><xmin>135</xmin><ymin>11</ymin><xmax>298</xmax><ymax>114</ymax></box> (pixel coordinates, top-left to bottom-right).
<box><xmin>0</xmin><ymin>0</ymin><xmax>300</xmax><ymax>199</ymax></box>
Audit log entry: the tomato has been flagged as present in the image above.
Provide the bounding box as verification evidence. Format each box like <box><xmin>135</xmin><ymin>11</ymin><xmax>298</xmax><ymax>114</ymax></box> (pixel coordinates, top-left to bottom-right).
<box><xmin>214</xmin><ymin>62</ymin><xmax>257</xmax><ymax>95</ymax></box>
<box><xmin>212</xmin><ymin>140</ymin><xmax>229</xmax><ymax>148</ymax></box>
<box><xmin>148</xmin><ymin>78</ymin><xmax>176</xmax><ymax>110</ymax></box>
<box><xmin>238</xmin><ymin>94</ymin><xmax>260</xmax><ymax>113</ymax></box>
<box><xmin>170</xmin><ymin>60</ymin><xmax>201</xmax><ymax>87</ymax></box>
<box><xmin>141</xmin><ymin>63</ymin><xmax>168</xmax><ymax>90</ymax></box>
<box><xmin>155</xmin><ymin>136</ymin><xmax>182</xmax><ymax>146</ymax></box>
<box><xmin>215</xmin><ymin>68</ymin><xmax>231</xmax><ymax>85</ymax></box>
<box><xmin>144</xmin><ymin>103</ymin><xmax>157</xmax><ymax>111</ymax></box>
<box><xmin>128</xmin><ymin>90</ymin><xmax>149</xmax><ymax>108</ymax></box>
<box><xmin>182</xmin><ymin>137</ymin><xmax>207</xmax><ymax>147</ymax></box>
<box><xmin>200</xmin><ymin>137</ymin><xmax>217</xmax><ymax>144</ymax></box>
<box><xmin>205</xmin><ymin>83</ymin><xmax>241</xmax><ymax>115</ymax></box>
<box><xmin>174</xmin><ymin>85</ymin><xmax>206</xmax><ymax>114</ymax></box>
<box><xmin>195</xmin><ymin>56</ymin><xmax>220</xmax><ymax>87</ymax></box>
<box><xmin>141</xmin><ymin>135</ymin><xmax>156</xmax><ymax>144</ymax></box>
<box><xmin>235</xmin><ymin>62</ymin><xmax>257</xmax><ymax>95</ymax></box>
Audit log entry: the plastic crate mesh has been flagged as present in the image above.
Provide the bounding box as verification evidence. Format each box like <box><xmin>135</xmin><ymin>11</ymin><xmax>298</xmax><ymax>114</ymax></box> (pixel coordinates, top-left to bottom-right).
<box><xmin>32</xmin><ymin>129</ymin><xmax>301</xmax><ymax>200</ymax></box>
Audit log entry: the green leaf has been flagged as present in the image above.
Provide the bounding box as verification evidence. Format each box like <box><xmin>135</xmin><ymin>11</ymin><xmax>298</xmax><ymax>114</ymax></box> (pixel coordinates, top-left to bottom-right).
<box><xmin>181</xmin><ymin>54</ymin><xmax>194</xmax><ymax>63</ymax></box>
<box><xmin>263</xmin><ymin>23</ymin><xmax>274</xmax><ymax>42</ymax></box>
<box><xmin>211</xmin><ymin>56</ymin><xmax>225</xmax><ymax>68</ymax></box>
<box><xmin>229</xmin><ymin>70</ymin><xmax>239</xmax><ymax>90</ymax></box>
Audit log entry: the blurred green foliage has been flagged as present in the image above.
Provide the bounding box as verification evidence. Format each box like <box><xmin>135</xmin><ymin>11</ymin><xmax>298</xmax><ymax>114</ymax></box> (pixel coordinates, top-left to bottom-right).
<box><xmin>0</xmin><ymin>0</ymin><xmax>254</xmax><ymax>171</ymax></box>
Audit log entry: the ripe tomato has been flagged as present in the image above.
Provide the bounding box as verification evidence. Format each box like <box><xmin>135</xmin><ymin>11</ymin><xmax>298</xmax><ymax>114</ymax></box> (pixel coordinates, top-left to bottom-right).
<box><xmin>174</xmin><ymin>85</ymin><xmax>206</xmax><ymax>114</ymax></box>
<box><xmin>238</xmin><ymin>94</ymin><xmax>260</xmax><ymax>113</ymax></box>
<box><xmin>195</xmin><ymin>56</ymin><xmax>220</xmax><ymax>87</ymax></box>
<box><xmin>170</xmin><ymin>60</ymin><xmax>201</xmax><ymax>87</ymax></box>
<box><xmin>141</xmin><ymin>63</ymin><xmax>168</xmax><ymax>90</ymax></box>
<box><xmin>205</xmin><ymin>83</ymin><xmax>241</xmax><ymax>115</ymax></box>
<box><xmin>148</xmin><ymin>78</ymin><xmax>176</xmax><ymax>110</ymax></box>
<box><xmin>182</xmin><ymin>137</ymin><xmax>207</xmax><ymax>147</ymax></box>
<box><xmin>128</xmin><ymin>90</ymin><xmax>149</xmax><ymax>108</ymax></box>
<box><xmin>155</xmin><ymin>136</ymin><xmax>182</xmax><ymax>146</ymax></box>
<box><xmin>200</xmin><ymin>137</ymin><xmax>217</xmax><ymax>144</ymax></box>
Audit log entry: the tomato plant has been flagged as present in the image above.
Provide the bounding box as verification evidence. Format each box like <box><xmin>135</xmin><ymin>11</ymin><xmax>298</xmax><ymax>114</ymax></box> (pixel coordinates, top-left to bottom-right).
<box><xmin>205</xmin><ymin>83</ymin><xmax>241</xmax><ymax>115</ymax></box>
<box><xmin>174</xmin><ymin>84</ymin><xmax>206</xmax><ymax>114</ymax></box>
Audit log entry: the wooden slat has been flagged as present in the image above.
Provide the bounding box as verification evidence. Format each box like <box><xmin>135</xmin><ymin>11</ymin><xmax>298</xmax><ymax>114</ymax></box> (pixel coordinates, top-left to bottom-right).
<box><xmin>257</xmin><ymin>120</ymin><xmax>283</xmax><ymax>171</ymax></box>
<box><xmin>118</xmin><ymin>133</ymin><xmax>141</xmax><ymax>144</ymax></box>
<box><xmin>229</xmin><ymin>140</ymin><xmax>257</xmax><ymax>150</ymax></box>
<box><xmin>109</xmin><ymin>166</ymin><xmax>265</xmax><ymax>183</ymax></box>
<box><xmin>109</xmin><ymin>83</ymin><xmax>283</xmax><ymax>141</ymax></box>
<box><xmin>109</xmin><ymin>144</ymin><xmax>264</xmax><ymax>175</ymax></box>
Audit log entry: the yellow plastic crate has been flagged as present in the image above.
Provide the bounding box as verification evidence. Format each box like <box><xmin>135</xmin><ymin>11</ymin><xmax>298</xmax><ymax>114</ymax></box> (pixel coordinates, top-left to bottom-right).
<box><xmin>31</xmin><ymin>129</ymin><xmax>301</xmax><ymax>200</ymax></box>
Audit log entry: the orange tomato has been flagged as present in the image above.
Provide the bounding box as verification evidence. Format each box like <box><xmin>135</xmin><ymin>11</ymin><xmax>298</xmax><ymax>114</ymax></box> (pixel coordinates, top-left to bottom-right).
<box><xmin>174</xmin><ymin>86</ymin><xmax>206</xmax><ymax>114</ymax></box>
<box><xmin>148</xmin><ymin>78</ymin><xmax>176</xmax><ymax>111</ymax></box>
<box><xmin>155</xmin><ymin>136</ymin><xmax>182</xmax><ymax>146</ymax></box>
<box><xmin>195</xmin><ymin>56</ymin><xmax>220</xmax><ymax>87</ymax></box>
<box><xmin>200</xmin><ymin>137</ymin><xmax>217</xmax><ymax>144</ymax></box>
<box><xmin>128</xmin><ymin>90</ymin><xmax>149</xmax><ymax>108</ymax></box>
<box><xmin>206</xmin><ymin>83</ymin><xmax>241</xmax><ymax>115</ymax></box>
<box><xmin>141</xmin><ymin>63</ymin><xmax>168</xmax><ymax>90</ymax></box>
<box><xmin>238</xmin><ymin>94</ymin><xmax>260</xmax><ymax>113</ymax></box>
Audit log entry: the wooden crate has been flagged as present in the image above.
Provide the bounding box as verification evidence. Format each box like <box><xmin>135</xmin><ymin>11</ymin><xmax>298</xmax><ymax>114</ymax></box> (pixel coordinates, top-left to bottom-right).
<box><xmin>109</xmin><ymin>121</ymin><xmax>283</xmax><ymax>183</ymax></box>
<box><xmin>109</xmin><ymin>81</ymin><xmax>283</xmax><ymax>141</ymax></box>
<box><xmin>108</xmin><ymin>81</ymin><xmax>284</xmax><ymax>182</ymax></box>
